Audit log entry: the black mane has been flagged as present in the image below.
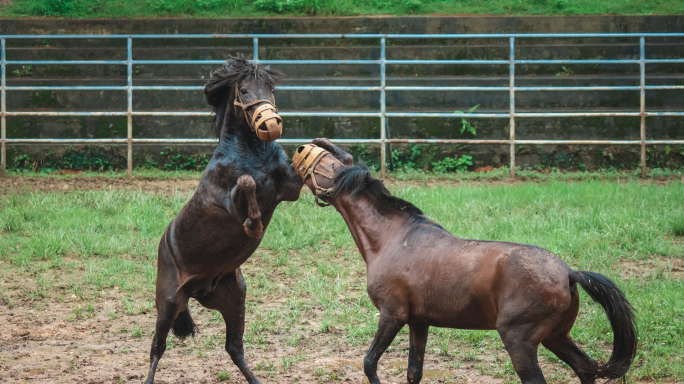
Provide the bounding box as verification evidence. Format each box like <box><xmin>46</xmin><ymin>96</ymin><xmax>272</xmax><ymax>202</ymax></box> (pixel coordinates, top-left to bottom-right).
<box><xmin>331</xmin><ymin>163</ymin><xmax>427</xmax><ymax>220</ymax></box>
<box><xmin>204</xmin><ymin>54</ymin><xmax>284</xmax><ymax>138</ymax></box>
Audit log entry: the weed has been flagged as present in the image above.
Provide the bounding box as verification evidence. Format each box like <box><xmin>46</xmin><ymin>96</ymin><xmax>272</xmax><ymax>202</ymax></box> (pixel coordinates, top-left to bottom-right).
<box><xmin>217</xmin><ymin>371</ymin><xmax>230</xmax><ymax>381</ymax></box>
<box><xmin>72</xmin><ymin>303</ymin><xmax>95</xmax><ymax>320</ymax></box>
<box><xmin>556</xmin><ymin>66</ymin><xmax>574</xmax><ymax>77</ymax></box>
<box><xmin>453</xmin><ymin>104</ymin><xmax>480</xmax><ymax>136</ymax></box>
<box><xmin>11</xmin><ymin>65</ymin><xmax>33</xmax><ymax>77</ymax></box>
<box><xmin>432</xmin><ymin>154</ymin><xmax>473</xmax><ymax>173</ymax></box>
<box><xmin>130</xmin><ymin>325</ymin><xmax>144</xmax><ymax>338</ymax></box>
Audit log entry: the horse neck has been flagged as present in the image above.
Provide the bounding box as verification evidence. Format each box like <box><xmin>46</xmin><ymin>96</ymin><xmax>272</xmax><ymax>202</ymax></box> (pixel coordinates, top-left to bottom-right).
<box><xmin>329</xmin><ymin>192</ymin><xmax>411</xmax><ymax>266</ymax></box>
<box><xmin>217</xmin><ymin>117</ymin><xmax>263</xmax><ymax>153</ymax></box>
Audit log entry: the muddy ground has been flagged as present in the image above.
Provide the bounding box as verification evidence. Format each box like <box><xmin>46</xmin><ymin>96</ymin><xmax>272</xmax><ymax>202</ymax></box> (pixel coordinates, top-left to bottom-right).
<box><xmin>1</xmin><ymin>176</ymin><xmax>681</xmax><ymax>384</ymax></box>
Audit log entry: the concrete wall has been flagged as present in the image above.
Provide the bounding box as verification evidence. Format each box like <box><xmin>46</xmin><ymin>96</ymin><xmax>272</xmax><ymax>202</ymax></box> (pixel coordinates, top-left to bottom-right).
<box><xmin>2</xmin><ymin>16</ymin><xmax>683</xmax><ymax>170</ymax></box>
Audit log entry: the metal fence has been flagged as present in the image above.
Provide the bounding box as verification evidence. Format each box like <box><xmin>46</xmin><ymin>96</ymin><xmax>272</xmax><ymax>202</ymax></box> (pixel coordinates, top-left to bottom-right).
<box><xmin>1</xmin><ymin>33</ymin><xmax>684</xmax><ymax>178</ymax></box>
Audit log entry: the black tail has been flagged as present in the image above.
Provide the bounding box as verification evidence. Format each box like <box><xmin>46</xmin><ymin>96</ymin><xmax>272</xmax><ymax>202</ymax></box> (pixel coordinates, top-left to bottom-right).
<box><xmin>570</xmin><ymin>270</ymin><xmax>638</xmax><ymax>380</ymax></box>
<box><xmin>171</xmin><ymin>308</ymin><xmax>198</xmax><ymax>339</ymax></box>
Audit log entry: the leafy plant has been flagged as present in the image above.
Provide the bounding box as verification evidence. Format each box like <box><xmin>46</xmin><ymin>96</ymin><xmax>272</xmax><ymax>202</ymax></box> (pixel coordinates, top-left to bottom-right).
<box><xmin>453</xmin><ymin>104</ymin><xmax>480</xmax><ymax>136</ymax></box>
<box><xmin>556</xmin><ymin>66</ymin><xmax>574</xmax><ymax>77</ymax></box>
<box><xmin>10</xmin><ymin>146</ymin><xmax>127</xmax><ymax>172</ymax></box>
<box><xmin>432</xmin><ymin>154</ymin><xmax>473</xmax><ymax>173</ymax></box>
<box><xmin>12</xmin><ymin>65</ymin><xmax>33</xmax><ymax>77</ymax></box>
<box><xmin>391</xmin><ymin>144</ymin><xmax>422</xmax><ymax>171</ymax></box>
<box><xmin>345</xmin><ymin>144</ymin><xmax>380</xmax><ymax>171</ymax></box>
<box><xmin>158</xmin><ymin>147</ymin><xmax>210</xmax><ymax>171</ymax></box>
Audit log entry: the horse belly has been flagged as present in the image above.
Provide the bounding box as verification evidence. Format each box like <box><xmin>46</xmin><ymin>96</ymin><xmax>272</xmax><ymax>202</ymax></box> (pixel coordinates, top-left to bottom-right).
<box><xmin>412</xmin><ymin>283</ymin><xmax>498</xmax><ymax>330</ymax></box>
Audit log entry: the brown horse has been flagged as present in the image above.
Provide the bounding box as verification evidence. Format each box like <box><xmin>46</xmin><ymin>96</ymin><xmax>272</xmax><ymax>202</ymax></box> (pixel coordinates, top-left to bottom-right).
<box><xmin>293</xmin><ymin>139</ymin><xmax>637</xmax><ymax>384</ymax></box>
<box><xmin>143</xmin><ymin>56</ymin><xmax>303</xmax><ymax>384</ymax></box>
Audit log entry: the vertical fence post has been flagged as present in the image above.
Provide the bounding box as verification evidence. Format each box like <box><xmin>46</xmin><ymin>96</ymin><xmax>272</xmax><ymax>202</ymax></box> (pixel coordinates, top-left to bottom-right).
<box><xmin>253</xmin><ymin>37</ymin><xmax>259</xmax><ymax>63</ymax></box>
<box><xmin>639</xmin><ymin>36</ymin><xmax>646</xmax><ymax>178</ymax></box>
<box><xmin>127</xmin><ymin>37</ymin><xmax>133</xmax><ymax>177</ymax></box>
<box><xmin>1</xmin><ymin>38</ymin><xmax>6</xmax><ymax>177</ymax></box>
<box><xmin>509</xmin><ymin>37</ymin><xmax>516</xmax><ymax>178</ymax></box>
<box><xmin>380</xmin><ymin>37</ymin><xmax>387</xmax><ymax>178</ymax></box>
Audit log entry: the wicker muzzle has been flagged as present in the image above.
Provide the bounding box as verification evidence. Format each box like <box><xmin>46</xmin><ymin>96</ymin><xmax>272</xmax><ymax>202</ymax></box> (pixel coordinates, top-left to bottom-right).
<box><xmin>233</xmin><ymin>84</ymin><xmax>282</xmax><ymax>142</ymax></box>
<box><xmin>293</xmin><ymin>144</ymin><xmax>336</xmax><ymax>206</ymax></box>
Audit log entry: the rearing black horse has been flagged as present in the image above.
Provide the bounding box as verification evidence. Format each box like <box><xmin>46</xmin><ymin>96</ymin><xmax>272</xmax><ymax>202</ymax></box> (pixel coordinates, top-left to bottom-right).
<box><xmin>144</xmin><ymin>56</ymin><xmax>303</xmax><ymax>384</ymax></box>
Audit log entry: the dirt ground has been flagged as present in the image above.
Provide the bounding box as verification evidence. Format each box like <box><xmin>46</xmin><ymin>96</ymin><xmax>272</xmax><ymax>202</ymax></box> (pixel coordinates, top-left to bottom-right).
<box><xmin>1</xmin><ymin>176</ymin><xmax>681</xmax><ymax>384</ymax></box>
<box><xmin>2</xmin><ymin>174</ymin><xmax>681</xmax><ymax>196</ymax></box>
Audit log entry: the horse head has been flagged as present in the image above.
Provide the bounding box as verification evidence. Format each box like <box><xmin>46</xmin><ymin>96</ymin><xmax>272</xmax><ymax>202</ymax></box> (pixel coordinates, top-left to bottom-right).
<box><xmin>292</xmin><ymin>140</ymin><xmax>352</xmax><ymax>206</ymax></box>
<box><xmin>205</xmin><ymin>55</ymin><xmax>284</xmax><ymax>142</ymax></box>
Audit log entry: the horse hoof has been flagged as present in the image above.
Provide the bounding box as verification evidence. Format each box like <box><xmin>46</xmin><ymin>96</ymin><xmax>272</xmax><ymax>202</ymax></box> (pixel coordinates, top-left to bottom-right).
<box><xmin>244</xmin><ymin>220</ymin><xmax>264</xmax><ymax>239</ymax></box>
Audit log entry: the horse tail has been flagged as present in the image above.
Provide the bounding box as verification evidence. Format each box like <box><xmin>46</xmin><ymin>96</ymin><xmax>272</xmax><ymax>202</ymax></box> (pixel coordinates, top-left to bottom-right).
<box><xmin>570</xmin><ymin>270</ymin><xmax>638</xmax><ymax>380</ymax></box>
<box><xmin>171</xmin><ymin>308</ymin><xmax>198</xmax><ymax>339</ymax></box>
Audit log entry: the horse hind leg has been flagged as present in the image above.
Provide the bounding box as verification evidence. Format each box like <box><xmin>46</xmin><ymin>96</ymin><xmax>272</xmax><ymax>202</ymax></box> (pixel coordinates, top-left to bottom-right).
<box><xmin>144</xmin><ymin>289</ymin><xmax>189</xmax><ymax>384</ymax></box>
<box><xmin>542</xmin><ymin>333</ymin><xmax>599</xmax><ymax>384</ymax></box>
<box><xmin>196</xmin><ymin>268</ymin><xmax>261</xmax><ymax>384</ymax></box>
<box><xmin>497</xmin><ymin>324</ymin><xmax>547</xmax><ymax>384</ymax></box>
<box><xmin>541</xmin><ymin>280</ymin><xmax>599</xmax><ymax>384</ymax></box>
<box><xmin>407</xmin><ymin>323</ymin><xmax>429</xmax><ymax>384</ymax></box>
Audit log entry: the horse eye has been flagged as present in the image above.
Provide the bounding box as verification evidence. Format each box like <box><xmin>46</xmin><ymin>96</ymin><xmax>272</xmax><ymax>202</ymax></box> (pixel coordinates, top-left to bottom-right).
<box><xmin>271</xmin><ymin>88</ymin><xmax>275</xmax><ymax>93</ymax></box>
<box><xmin>240</xmin><ymin>89</ymin><xmax>248</xmax><ymax>95</ymax></box>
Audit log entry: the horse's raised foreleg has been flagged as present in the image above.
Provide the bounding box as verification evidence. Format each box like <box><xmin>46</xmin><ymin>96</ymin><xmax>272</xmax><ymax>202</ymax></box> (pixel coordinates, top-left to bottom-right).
<box><xmin>364</xmin><ymin>313</ymin><xmax>405</xmax><ymax>384</ymax></box>
<box><xmin>407</xmin><ymin>323</ymin><xmax>429</xmax><ymax>384</ymax></box>
<box><xmin>196</xmin><ymin>268</ymin><xmax>261</xmax><ymax>384</ymax></box>
<box><xmin>231</xmin><ymin>174</ymin><xmax>263</xmax><ymax>238</ymax></box>
<box><xmin>312</xmin><ymin>138</ymin><xmax>354</xmax><ymax>166</ymax></box>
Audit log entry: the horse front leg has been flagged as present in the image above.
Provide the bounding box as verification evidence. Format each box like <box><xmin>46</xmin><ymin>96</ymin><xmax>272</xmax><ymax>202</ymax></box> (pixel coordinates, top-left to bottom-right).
<box><xmin>230</xmin><ymin>174</ymin><xmax>263</xmax><ymax>238</ymax></box>
<box><xmin>364</xmin><ymin>313</ymin><xmax>405</xmax><ymax>384</ymax></box>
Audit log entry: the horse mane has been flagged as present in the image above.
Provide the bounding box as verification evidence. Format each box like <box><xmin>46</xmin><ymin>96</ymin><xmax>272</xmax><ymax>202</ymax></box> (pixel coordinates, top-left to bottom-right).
<box><xmin>204</xmin><ymin>54</ymin><xmax>284</xmax><ymax>138</ymax></box>
<box><xmin>331</xmin><ymin>162</ymin><xmax>427</xmax><ymax>220</ymax></box>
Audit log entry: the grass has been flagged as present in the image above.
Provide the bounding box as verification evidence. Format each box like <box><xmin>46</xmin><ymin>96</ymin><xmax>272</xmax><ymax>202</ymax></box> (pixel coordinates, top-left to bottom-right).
<box><xmin>1</xmin><ymin>0</ymin><xmax>683</xmax><ymax>18</ymax></box>
<box><xmin>0</xmin><ymin>177</ymin><xmax>683</xmax><ymax>381</ymax></box>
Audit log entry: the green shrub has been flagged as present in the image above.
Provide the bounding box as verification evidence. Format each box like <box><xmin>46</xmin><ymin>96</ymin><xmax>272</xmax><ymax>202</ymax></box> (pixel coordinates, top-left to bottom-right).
<box><xmin>432</xmin><ymin>154</ymin><xmax>473</xmax><ymax>173</ymax></box>
<box><xmin>27</xmin><ymin>0</ymin><xmax>75</xmax><ymax>16</ymax></box>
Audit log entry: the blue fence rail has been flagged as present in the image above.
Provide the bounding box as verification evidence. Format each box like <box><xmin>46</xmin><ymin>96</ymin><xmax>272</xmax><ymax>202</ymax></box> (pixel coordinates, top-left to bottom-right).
<box><xmin>2</xmin><ymin>33</ymin><xmax>684</xmax><ymax>177</ymax></box>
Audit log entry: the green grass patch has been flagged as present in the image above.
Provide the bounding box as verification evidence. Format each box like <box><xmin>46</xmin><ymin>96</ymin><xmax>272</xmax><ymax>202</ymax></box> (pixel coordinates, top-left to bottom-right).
<box><xmin>1</xmin><ymin>0</ymin><xmax>683</xmax><ymax>18</ymax></box>
<box><xmin>0</xmin><ymin>179</ymin><xmax>682</xmax><ymax>380</ymax></box>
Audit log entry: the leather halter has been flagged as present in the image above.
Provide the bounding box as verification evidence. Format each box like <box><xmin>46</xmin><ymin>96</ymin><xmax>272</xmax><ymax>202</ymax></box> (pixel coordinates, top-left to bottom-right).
<box><xmin>293</xmin><ymin>144</ymin><xmax>335</xmax><ymax>207</ymax></box>
<box><xmin>233</xmin><ymin>84</ymin><xmax>282</xmax><ymax>141</ymax></box>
